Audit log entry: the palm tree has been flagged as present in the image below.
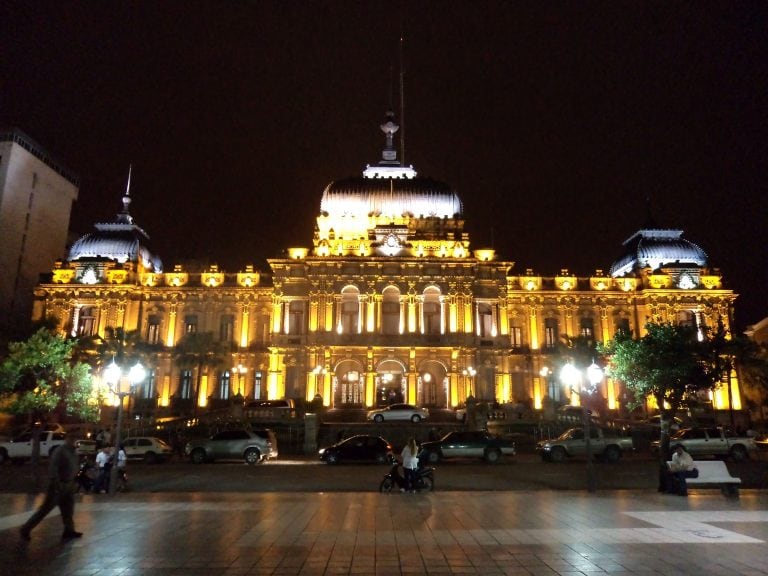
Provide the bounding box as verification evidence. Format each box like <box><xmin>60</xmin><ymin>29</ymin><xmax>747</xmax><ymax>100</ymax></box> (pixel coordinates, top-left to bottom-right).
<box><xmin>172</xmin><ymin>332</ymin><xmax>229</xmax><ymax>416</ymax></box>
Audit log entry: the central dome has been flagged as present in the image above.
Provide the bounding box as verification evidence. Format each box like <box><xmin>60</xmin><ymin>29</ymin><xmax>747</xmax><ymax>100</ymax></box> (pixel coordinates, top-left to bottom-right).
<box><xmin>321</xmin><ymin>176</ymin><xmax>462</xmax><ymax>219</ymax></box>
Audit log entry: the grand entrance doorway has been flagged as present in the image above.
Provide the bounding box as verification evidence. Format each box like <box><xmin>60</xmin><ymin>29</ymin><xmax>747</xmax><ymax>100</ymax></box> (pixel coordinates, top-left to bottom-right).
<box><xmin>375</xmin><ymin>359</ymin><xmax>406</xmax><ymax>407</ymax></box>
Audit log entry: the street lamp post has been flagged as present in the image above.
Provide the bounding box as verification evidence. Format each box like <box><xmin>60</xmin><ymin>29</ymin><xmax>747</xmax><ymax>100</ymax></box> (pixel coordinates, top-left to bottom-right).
<box><xmin>232</xmin><ymin>363</ymin><xmax>248</xmax><ymax>397</ymax></box>
<box><xmin>103</xmin><ymin>359</ymin><xmax>146</xmax><ymax>495</ymax></box>
<box><xmin>462</xmin><ymin>366</ymin><xmax>476</xmax><ymax>397</ymax></box>
<box><xmin>560</xmin><ymin>361</ymin><xmax>603</xmax><ymax>493</ymax></box>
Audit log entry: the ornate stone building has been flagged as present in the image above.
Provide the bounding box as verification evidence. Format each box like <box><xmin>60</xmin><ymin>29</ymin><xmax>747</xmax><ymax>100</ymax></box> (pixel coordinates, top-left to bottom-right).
<box><xmin>32</xmin><ymin>113</ymin><xmax>740</xmax><ymax>418</ymax></box>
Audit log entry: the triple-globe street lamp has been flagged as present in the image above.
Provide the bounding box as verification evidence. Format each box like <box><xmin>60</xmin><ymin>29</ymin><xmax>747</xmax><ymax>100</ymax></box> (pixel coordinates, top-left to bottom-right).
<box><xmin>559</xmin><ymin>360</ymin><xmax>604</xmax><ymax>493</ymax></box>
<box><xmin>103</xmin><ymin>359</ymin><xmax>146</xmax><ymax>494</ymax></box>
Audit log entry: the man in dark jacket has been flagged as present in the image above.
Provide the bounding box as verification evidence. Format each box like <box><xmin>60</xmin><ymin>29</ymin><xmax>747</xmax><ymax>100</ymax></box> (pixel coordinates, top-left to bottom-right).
<box><xmin>20</xmin><ymin>431</ymin><xmax>83</xmax><ymax>540</ymax></box>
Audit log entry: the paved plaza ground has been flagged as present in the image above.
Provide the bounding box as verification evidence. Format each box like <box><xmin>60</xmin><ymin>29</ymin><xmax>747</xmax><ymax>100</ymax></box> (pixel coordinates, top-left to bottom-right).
<box><xmin>1</xmin><ymin>489</ymin><xmax>768</xmax><ymax>575</ymax></box>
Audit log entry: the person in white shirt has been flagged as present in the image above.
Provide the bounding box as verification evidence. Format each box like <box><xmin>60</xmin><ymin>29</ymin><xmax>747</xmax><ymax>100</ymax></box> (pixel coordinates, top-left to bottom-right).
<box><xmin>400</xmin><ymin>438</ymin><xmax>420</xmax><ymax>493</ymax></box>
<box><xmin>666</xmin><ymin>445</ymin><xmax>698</xmax><ymax>496</ymax></box>
<box><xmin>93</xmin><ymin>447</ymin><xmax>111</xmax><ymax>493</ymax></box>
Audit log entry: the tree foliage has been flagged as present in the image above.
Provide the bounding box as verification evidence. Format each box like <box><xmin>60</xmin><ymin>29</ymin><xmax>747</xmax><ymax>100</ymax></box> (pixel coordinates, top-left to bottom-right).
<box><xmin>0</xmin><ymin>328</ymin><xmax>100</xmax><ymax>423</ymax></box>
<box><xmin>600</xmin><ymin>323</ymin><xmax>713</xmax><ymax>415</ymax></box>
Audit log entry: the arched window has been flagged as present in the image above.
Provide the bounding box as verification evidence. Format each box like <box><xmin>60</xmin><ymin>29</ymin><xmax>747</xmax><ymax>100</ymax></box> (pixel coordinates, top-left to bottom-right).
<box><xmin>423</xmin><ymin>287</ymin><xmax>442</xmax><ymax>335</ymax></box>
<box><xmin>340</xmin><ymin>286</ymin><xmax>360</xmax><ymax>334</ymax></box>
<box><xmin>381</xmin><ymin>286</ymin><xmax>401</xmax><ymax>335</ymax></box>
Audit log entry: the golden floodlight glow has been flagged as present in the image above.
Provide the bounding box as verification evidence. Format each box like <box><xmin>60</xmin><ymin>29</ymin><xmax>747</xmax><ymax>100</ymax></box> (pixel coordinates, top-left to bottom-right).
<box><xmin>288</xmin><ymin>247</ymin><xmax>308</xmax><ymax>259</ymax></box>
<box><xmin>473</xmin><ymin>249</ymin><xmax>495</xmax><ymax>261</ymax></box>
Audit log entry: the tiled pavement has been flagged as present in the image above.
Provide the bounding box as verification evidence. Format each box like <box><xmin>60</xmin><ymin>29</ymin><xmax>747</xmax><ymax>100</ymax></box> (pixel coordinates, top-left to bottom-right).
<box><xmin>1</xmin><ymin>490</ymin><xmax>768</xmax><ymax>575</ymax></box>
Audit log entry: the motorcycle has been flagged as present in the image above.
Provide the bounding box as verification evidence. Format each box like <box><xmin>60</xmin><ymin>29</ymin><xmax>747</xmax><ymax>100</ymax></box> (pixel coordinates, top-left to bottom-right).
<box><xmin>76</xmin><ymin>459</ymin><xmax>95</xmax><ymax>493</ymax></box>
<box><xmin>379</xmin><ymin>453</ymin><xmax>435</xmax><ymax>493</ymax></box>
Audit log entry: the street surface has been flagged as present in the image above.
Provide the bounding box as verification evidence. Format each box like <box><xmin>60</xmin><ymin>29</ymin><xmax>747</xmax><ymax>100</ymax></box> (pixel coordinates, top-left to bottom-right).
<box><xmin>1</xmin><ymin>452</ymin><xmax>765</xmax><ymax>493</ymax></box>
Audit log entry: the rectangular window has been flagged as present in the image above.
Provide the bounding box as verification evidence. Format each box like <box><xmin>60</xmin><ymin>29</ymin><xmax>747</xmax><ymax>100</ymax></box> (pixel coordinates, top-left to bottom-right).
<box><xmin>219</xmin><ymin>371</ymin><xmax>231</xmax><ymax>400</ymax></box>
<box><xmin>544</xmin><ymin>318</ymin><xmax>559</xmax><ymax>350</ymax></box>
<box><xmin>142</xmin><ymin>370</ymin><xmax>156</xmax><ymax>399</ymax></box>
<box><xmin>179</xmin><ymin>370</ymin><xmax>193</xmax><ymax>399</ymax></box>
<box><xmin>219</xmin><ymin>314</ymin><xmax>234</xmax><ymax>343</ymax></box>
<box><xmin>288</xmin><ymin>301</ymin><xmax>305</xmax><ymax>335</ymax></box>
<box><xmin>147</xmin><ymin>315</ymin><xmax>161</xmax><ymax>345</ymax></box>
<box><xmin>510</xmin><ymin>326</ymin><xmax>523</xmax><ymax>348</ymax></box>
<box><xmin>253</xmin><ymin>371</ymin><xmax>263</xmax><ymax>400</ymax></box>
<box><xmin>78</xmin><ymin>307</ymin><xmax>98</xmax><ymax>337</ymax></box>
<box><xmin>184</xmin><ymin>315</ymin><xmax>198</xmax><ymax>334</ymax></box>
<box><xmin>615</xmin><ymin>318</ymin><xmax>630</xmax><ymax>336</ymax></box>
<box><xmin>580</xmin><ymin>317</ymin><xmax>594</xmax><ymax>343</ymax></box>
<box><xmin>477</xmin><ymin>303</ymin><xmax>493</xmax><ymax>337</ymax></box>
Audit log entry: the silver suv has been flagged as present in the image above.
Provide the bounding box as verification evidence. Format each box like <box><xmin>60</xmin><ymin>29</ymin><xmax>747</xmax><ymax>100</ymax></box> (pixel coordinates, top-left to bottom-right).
<box><xmin>185</xmin><ymin>429</ymin><xmax>278</xmax><ymax>465</ymax></box>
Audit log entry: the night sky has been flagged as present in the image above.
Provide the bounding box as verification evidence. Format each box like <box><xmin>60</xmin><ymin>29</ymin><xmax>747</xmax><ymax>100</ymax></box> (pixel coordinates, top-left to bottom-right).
<box><xmin>2</xmin><ymin>3</ymin><xmax>766</xmax><ymax>330</ymax></box>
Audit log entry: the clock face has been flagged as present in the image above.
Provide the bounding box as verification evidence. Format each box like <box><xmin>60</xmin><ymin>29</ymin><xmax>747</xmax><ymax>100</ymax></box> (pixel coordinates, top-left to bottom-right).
<box><xmin>385</xmin><ymin>234</ymin><xmax>398</xmax><ymax>248</ymax></box>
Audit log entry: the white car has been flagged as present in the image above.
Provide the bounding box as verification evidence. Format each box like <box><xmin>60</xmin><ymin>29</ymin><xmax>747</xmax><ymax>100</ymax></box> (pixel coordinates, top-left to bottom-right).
<box><xmin>367</xmin><ymin>403</ymin><xmax>429</xmax><ymax>423</ymax></box>
<box><xmin>122</xmin><ymin>437</ymin><xmax>174</xmax><ymax>463</ymax></box>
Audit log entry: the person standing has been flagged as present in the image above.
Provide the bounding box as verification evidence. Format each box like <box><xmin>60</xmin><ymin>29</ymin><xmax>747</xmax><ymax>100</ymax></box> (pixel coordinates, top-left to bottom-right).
<box><xmin>20</xmin><ymin>431</ymin><xmax>82</xmax><ymax>540</ymax></box>
<box><xmin>93</xmin><ymin>445</ymin><xmax>111</xmax><ymax>493</ymax></box>
<box><xmin>400</xmin><ymin>437</ymin><xmax>420</xmax><ymax>493</ymax></box>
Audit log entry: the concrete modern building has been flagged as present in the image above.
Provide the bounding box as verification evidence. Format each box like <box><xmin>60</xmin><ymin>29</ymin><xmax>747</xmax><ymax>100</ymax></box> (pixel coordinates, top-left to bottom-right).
<box><xmin>0</xmin><ymin>129</ymin><xmax>79</xmax><ymax>339</ymax></box>
<box><xmin>31</xmin><ymin>112</ymin><xmax>740</xmax><ymax>421</ymax></box>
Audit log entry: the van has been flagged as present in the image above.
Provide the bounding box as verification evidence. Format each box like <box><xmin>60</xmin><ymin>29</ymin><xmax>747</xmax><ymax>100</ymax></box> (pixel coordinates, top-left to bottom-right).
<box><xmin>245</xmin><ymin>399</ymin><xmax>296</xmax><ymax>421</ymax></box>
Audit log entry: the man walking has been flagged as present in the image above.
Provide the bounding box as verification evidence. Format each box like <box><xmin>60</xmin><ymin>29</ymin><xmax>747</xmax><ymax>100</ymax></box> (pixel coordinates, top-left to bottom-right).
<box><xmin>20</xmin><ymin>431</ymin><xmax>83</xmax><ymax>540</ymax></box>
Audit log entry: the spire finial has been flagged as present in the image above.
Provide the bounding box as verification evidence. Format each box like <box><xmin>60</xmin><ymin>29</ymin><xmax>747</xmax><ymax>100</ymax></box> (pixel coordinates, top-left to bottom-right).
<box><xmin>116</xmin><ymin>165</ymin><xmax>135</xmax><ymax>225</ymax></box>
<box><xmin>121</xmin><ymin>164</ymin><xmax>133</xmax><ymax>214</ymax></box>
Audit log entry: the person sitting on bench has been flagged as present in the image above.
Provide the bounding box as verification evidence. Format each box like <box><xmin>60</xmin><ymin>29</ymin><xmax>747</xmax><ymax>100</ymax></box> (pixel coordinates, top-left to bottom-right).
<box><xmin>665</xmin><ymin>445</ymin><xmax>698</xmax><ymax>496</ymax></box>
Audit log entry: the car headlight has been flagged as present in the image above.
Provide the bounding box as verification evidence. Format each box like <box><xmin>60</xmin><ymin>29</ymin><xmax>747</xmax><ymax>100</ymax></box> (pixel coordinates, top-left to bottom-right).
<box><xmin>318</xmin><ymin>448</ymin><xmax>326</xmax><ymax>455</ymax></box>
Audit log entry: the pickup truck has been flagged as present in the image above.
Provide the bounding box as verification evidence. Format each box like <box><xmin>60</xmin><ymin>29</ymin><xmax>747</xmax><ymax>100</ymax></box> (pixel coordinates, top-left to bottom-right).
<box><xmin>650</xmin><ymin>427</ymin><xmax>757</xmax><ymax>461</ymax></box>
<box><xmin>536</xmin><ymin>427</ymin><xmax>634</xmax><ymax>463</ymax></box>
<box><xmin>419</xmin><ymin>430</ymin><xmax>516</xmax><ymax>464</ymax></box>
<box><xmin>0</xmin><ymin>430</ymin><xmax>68</xmax><ymax>463</ymax></box>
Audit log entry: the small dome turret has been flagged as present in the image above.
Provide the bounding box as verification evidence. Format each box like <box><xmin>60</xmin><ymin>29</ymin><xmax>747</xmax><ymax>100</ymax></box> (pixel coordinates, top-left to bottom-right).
<box><xmin>67</xmin><ymin>168</ymin><xmax>162</xmax><ymax>273</ymax></box>
<box><xmin>609</xmin><ymin>228</ymin><xmax>707</xmax><ymax>277</ymax></box>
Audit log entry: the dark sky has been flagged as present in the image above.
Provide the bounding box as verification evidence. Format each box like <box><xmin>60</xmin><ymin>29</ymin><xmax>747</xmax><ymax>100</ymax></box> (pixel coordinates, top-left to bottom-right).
<box><xmin>2</xmin><ymin>2</ymin><xmax>766</xmax><ymax>331</ymax></box>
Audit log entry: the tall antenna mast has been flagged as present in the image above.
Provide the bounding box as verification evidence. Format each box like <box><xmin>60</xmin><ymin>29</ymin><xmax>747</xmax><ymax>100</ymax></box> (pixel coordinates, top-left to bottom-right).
<box><xmin>399</xmin><ymin>29</ymin><xmax>406</xmax><ymax>165</ymax></box>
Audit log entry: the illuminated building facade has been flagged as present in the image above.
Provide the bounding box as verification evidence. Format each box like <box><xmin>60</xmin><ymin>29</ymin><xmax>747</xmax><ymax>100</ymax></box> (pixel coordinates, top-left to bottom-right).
<box><xmin>32</xmin><ymin>112</ymin><xmax>739</xmax><ymax>417</ymax></box>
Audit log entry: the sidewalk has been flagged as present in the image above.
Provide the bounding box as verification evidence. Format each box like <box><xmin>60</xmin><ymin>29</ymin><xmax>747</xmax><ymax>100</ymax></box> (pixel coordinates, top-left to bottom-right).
<box><xmin>1</xmin><ymin>490</ymin><xmax>767</xmax><ymax>575</ymax></box>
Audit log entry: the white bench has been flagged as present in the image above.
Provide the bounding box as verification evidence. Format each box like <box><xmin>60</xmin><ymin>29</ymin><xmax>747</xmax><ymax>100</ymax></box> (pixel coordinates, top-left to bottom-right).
<box><xmin>667</xmin><ymin>460</ymin><xmax>741</xmax><ymax>497</ymax></box>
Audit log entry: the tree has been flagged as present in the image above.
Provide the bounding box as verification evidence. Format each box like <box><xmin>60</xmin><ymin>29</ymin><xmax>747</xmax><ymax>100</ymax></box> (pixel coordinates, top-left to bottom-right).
<box><xmin>0</xmin><ymin>328</ymin><xmax>100</xmax><ymax>463</ymax></box>
<box><xmin>702</xmin><ymin>320</ymin><xmax>768</xmax><ymax>429</ymax></box>
<box><xmin>599</xmin><ymin>322</ymin><xmax>715</xmax><ymax>488</ymax></box>
<box><xmin>173</xmin><ymin>332</ymin><xmax>229</xmax><ymax>416</ymax></box>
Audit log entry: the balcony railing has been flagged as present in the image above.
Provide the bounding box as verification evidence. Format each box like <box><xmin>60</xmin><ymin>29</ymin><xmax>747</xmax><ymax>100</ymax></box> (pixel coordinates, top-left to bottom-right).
<box><xmin>270</xmin><ymin>332</ymin><xmax>511</xmax><ymax>348</ymax></box>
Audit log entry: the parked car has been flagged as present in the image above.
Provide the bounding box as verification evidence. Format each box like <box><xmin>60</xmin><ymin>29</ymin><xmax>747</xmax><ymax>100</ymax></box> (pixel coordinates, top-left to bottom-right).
<box><xmin>185</xmin><ymin>429</ymin><xmax>278</xmax><ymax>464</ymax></box>
<box><xmin>650</xmin><ymin>427</ymin><xmax>757</xmax><ymax>461</ymax></box>
<box><xmin>420</xmin><ymin>430</ymin><xmax>516</xmax><ymax>464</ymax></box>
<box><xmin>367</xmin><ymin>403</ymin><xmax>429</xmax><ymax>423</ymax></box>
<box><xmin>536</xmin><ymin>427</ymin><xmax>635</xmax><ymax>463</ymax></box>
<box><xmin>0</xmin><ymin>430</ymin><xmax>68</xmax><ymax>464</ymax></box>
<box><xmin>318</xmin><ymin>435</ymin><xmax>393</xmax><ymax>464</ymax></box>
<box><xmin>122</xmin><ymin>437</ymin><xmax>174</xmax><ymax>463</ymax></box>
